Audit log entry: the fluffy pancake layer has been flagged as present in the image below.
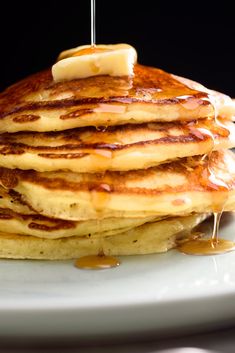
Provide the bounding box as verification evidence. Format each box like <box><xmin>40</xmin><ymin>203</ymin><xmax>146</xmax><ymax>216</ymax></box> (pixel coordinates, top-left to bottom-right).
<box><xmin>1</xmin><ymin>65</ymin><xmax>234</xmax><ymax>133</ymax></box>
<box><xmin>0</xmin><ymin>206</ymin><xmax>158</xmax><ymax>239</ymax></box>
<box><xmin>0</xmin><ymin>119</ymin><xmax>234</xmax><ymax>172</ymax></box>
<box><xmin>0</xmin><ymin>213</ymin><xmax>208</xmax><ymax>259</ymax></box>
<box><xmin>0</xmin><ymin>150</ymin><xmax>234</xmax><ymax>221</ymax></box>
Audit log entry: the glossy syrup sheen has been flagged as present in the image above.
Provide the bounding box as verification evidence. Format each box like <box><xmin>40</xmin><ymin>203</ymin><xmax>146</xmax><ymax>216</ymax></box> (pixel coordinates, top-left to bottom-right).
<box><xmin>0</xmin><ymin>64</ymin><xmax>214</xmax><ymax>122</ymax></box>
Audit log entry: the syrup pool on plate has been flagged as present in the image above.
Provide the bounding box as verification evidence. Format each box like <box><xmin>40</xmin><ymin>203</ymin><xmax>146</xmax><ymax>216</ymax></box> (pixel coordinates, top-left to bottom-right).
<box><xmin>178</xmin><ymin>212</ymin><xmax>235</xmax><ymax>255</ymax></box>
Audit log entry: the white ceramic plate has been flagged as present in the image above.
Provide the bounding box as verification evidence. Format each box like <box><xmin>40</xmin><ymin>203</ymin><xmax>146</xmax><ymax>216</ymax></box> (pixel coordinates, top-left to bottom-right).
<box><xmin>1</xmin><ymin>214</ymin><xmax>235</xmax><ymax>340</ymax></box>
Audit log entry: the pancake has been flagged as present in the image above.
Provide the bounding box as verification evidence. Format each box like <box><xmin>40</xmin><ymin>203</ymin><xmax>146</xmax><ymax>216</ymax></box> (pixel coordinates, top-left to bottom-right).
<box><xmin>0</xmin><ymin>213</ymin><xmax>208</xmax><ymax>259</ymax></box>
<box><xmin>1</xmin><ymin>65</ymin><xmax>234</xmax><ymax>133</ymax></box>
<box><xmin>0</xmin><ymin>207</ymin><xmax>157</xmax><ymax>239</ymax></box>
<box><xmin>0</xmin><ymin>150</ymin><xmax>234</xmax><ymax>221</ymax></box>
<box><xmin>0</xmin><ymin>119</ymin><xmax>234</xmax><ymax>172</ymax></box>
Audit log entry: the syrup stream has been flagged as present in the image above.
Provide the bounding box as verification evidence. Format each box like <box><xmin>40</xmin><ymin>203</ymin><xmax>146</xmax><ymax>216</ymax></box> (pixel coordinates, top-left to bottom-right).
<box><xmin>211</xmin><ymin>212</ymin><xmax>222</xmax><ymax>245</ymax></box>
<box><xmin>91</xmin><ymin>0</ymin><xmax>96</xmax><ymax>47</ymax></box>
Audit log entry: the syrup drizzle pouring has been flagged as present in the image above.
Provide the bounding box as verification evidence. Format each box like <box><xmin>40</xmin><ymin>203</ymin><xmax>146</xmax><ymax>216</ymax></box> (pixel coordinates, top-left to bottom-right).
<box><xmin>91</xmin><ymin>0</ymin><xmax>96</xmax><ymax>47</ymax></box>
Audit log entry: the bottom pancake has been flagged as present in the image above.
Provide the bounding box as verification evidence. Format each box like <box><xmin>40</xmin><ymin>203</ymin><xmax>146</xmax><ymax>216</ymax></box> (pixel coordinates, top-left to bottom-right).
<box><xmin>0</xmin><ymin>213</ymin><xmax>208</xmax><ymax>259</ymax></box>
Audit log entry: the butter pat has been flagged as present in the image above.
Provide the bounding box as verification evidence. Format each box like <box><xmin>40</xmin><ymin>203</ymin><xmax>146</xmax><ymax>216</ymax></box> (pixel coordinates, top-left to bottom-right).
<box><xmin>52</xmin><ymin>44</ymin><xmax>137</xmax><ymax>82</ymax></box>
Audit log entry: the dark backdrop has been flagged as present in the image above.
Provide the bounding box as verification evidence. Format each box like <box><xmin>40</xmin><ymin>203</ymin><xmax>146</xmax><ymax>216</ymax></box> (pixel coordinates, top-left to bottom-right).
<box><xmin>0</xmin><ymin>0</ymin><xmax>234</xmax><ymax>96</ymax></box>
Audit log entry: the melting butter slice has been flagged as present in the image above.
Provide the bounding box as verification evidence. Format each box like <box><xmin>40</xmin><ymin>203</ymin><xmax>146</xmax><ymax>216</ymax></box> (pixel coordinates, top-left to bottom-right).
<box><xmin>52</xmin><ymin>44</ymin><xmax>137</xmax><ymax>82</ymax></box>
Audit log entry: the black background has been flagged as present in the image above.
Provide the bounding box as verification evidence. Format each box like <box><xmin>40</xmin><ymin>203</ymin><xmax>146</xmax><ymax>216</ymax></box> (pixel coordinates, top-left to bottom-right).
<box><xmin>0</xmin><ymin>0</ymin><xmax>234</xmax><ymax>96</ymax></box>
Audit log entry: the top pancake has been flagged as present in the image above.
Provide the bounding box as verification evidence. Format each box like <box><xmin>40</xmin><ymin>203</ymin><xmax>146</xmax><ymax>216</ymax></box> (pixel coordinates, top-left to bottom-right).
<box><xmin>1</xmin><ymin>64</ymin><xmax>234</xmax><ymax>133</ymax></box>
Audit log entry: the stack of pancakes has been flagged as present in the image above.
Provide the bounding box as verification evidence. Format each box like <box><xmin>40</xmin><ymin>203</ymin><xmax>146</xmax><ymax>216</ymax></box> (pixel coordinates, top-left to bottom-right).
<box><xmin>0</xmin><ymin>64</ymin><xmax>234</xmax><ymax>259</ymax></box>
